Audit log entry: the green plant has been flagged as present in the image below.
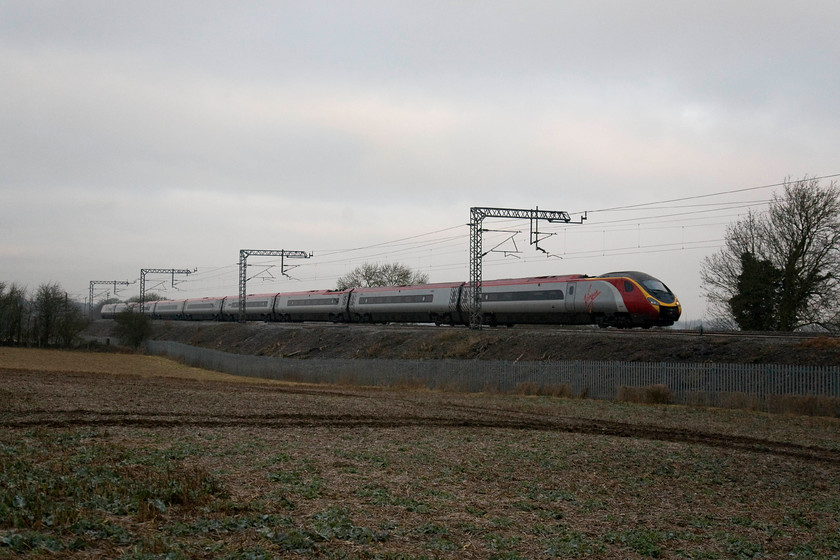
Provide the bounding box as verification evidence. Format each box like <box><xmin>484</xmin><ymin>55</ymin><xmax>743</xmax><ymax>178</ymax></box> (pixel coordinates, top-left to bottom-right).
<box><xmin>0</xmin><ymin>530</ymin><xmax>64</xmax><ymax>554</ymax></box>
<box><xmin>605</xmin><ymin>528</ymin><xmax>667</xmax><ymax>557</ymax></box>
<box><xmin>113</xmin><ymin>309</ymin><xmax>152</xmax><ymax>348</ymax></box>
<box><xmin>0</xmin><ymin>439</ymin><xmax>224</xmax><ymax>530</ymax></box>
<box><xmin>309</xmin><ymin>507</ymin><xmax>390</xmax><ymax>546</ymax></box>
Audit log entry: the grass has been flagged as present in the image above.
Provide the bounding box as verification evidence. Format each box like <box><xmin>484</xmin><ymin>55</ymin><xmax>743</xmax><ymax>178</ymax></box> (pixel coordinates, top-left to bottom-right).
<box><xmin>1</xmin><ymin>348</ymin><xmax>840</xmax><ymax>558</ymax></box>
<box><xmin>0</xmin><ymin>346</ymin><xmax>251</xmax><ymax>382</ymax></box>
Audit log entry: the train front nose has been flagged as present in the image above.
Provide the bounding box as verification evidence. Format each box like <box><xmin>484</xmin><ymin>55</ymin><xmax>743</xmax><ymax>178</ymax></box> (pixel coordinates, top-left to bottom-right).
<box><xmin>659</xmin><ymin>301</ymin><xmax>681</xmax><ymax>323</ymax></box>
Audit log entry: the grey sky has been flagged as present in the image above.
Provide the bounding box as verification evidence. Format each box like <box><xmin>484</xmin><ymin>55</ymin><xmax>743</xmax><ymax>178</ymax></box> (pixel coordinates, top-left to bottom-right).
<box><xmin>2</xmin><ymin>1</ymin><xmax>838</xmax><ymax>321</ymax></box>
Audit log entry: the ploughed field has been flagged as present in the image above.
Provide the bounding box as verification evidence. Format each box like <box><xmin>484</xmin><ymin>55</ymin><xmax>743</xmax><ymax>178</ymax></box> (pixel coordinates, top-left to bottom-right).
<box><xmin>2</xmin><ymin>348</ymin><xmax>840</xmax><ymax>559</ymax></box>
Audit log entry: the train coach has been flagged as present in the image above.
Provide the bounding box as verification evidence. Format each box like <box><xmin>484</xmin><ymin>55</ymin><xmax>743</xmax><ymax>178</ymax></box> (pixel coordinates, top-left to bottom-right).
<box><xmin>275</xmin><ymin>289</ymin><xmax>352</xmax><ymax>323</ymax></box>
<box><xmin>221</xmin><ymin>294</ymin><xmax>276</xmax><ymax>322</ymax></box>
<box><xmin>349</xmin><ymin>282</ymin><xmax>462</xmax><ymax>324</ymax></box>
<box><xmin>102</xmin><ymin>270</ymin><xmax>680</xmax><ymax>328</ymax></box>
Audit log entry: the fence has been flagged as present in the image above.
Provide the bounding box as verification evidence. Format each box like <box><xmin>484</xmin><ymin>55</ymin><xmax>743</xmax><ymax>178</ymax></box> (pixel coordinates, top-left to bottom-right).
<box><xmin>146</xmin><ymin>341</ymin><xmax>840</xmax><ymax>410</ymax></box>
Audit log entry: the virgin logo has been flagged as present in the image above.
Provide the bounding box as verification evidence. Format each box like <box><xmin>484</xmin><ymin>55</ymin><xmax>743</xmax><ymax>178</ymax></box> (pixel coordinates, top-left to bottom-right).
<box><xmin>584</xmin><ymin>285</ymin><xmax>601</xmax><ymax>312</ymax></box>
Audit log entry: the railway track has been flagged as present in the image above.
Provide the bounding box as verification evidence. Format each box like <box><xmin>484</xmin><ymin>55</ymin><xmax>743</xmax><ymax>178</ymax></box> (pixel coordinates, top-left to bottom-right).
<box><xmin>243</xmin><ymin>319</ymin><xmax>836</xmax><ymax>342</ymax></box>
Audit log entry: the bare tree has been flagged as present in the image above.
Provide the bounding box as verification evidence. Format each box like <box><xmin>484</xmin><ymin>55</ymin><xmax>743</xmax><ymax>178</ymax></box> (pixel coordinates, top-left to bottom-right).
<box><xmin>127</xmin><ymin>293</ymin><xmax>166</xmax><ymax>303</ymax></box>
<box><xmin>701</xmin><ymin>211</ymin><xmax>764</xmax><ymax>329</ymax></box>
<box><xmin>28</xmin><ymin>283</ymin><xmax>88</xmax><ymax>346</ymax></box>
<box><xmin>32</xmin><ymin>283</ymin><xmax>65</xmax><ymax>346</ymax></box>
<box><xmin>701</xmin><ymin>177</ymin><xmax>840</xmax><ymax>331</ymax></box>
<box><xmin>55</xmin><ymin>300</ymin><xmax>88</xmax><ymax>347</ymax></box>
<box><xmin>0</xmin><ymin>282</ymin><xmax>28</xmax><ymax>344</ymax></box>
<box><xmin>336</xmin><ymin>263</ymin><xmax>430</xmax><ymax>290</ymax></box>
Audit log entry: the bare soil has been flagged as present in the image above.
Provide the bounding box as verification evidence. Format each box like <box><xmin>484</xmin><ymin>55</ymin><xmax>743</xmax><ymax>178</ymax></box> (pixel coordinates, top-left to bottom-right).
<box><xmin>87</xmin><ymin>320</ymin><xmax>840</xmax><ymax>365</ymax></box>
<box><xmin>2</xmin><ymin>348</ymin><xmax>840</xmax><ymax>558</ymax></box>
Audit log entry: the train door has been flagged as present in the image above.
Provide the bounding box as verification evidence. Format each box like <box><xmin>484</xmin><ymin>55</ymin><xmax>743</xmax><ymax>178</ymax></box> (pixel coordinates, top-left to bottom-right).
<box><xmin>564</xmin><ymin>282</ymin><xmax>578</xmax><ymax>313</ymax></box>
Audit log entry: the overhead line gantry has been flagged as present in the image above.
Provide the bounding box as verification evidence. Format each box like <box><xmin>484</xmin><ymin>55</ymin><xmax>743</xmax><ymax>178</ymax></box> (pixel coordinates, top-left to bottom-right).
<box><xmin>139</xmin><ymin>268</ymin><xmax>195</xmax><ymax>312</ymax></box>
<box><xmin>468</xmin><ymin>206</ymin><xmax>586</xmax><ymax>329</ymax></box>
<box><xmin>88</xmin><ymin>280</ymin><xmax>131</xmax><ymax>319</ymax></box>
<box><xmin>238</xmin><ymin>249</ymin><xmax>312</xmax><ymax>323</ymax></box>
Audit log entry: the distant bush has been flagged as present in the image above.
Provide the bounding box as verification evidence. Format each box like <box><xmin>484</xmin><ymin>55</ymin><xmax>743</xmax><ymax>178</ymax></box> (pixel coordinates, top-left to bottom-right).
<box><xmin>514</xmin><ymin>382</ymin><xmax>574</xmax><ymax>398</ymax></box>
<box><xmin>701</xmin><ymin>392</ymin><xmax>840</xmax><ymax>417</ymax></box>
<box><xmin>767</xmin><ymin>394</ymin><xmax>840</xmax><ymax>417</ymax></box>
<box><xmin>617</xmin><ymin>384</ymin><xmax>672</xmax><ymax>405</ymax></box>
<box><xmin>392</xmin><ymin>377</ymin><xmax>427</xmax><ymax>391</ymax></box>
<box><xmin>718</xmin><ymin>392</ymin><xmax>762</xmax><ymax>411</ymax></box>
<box><xmin>113</xmin><ymin>310</ymin><xmax>152</xmax><ymax>349</ymax></box>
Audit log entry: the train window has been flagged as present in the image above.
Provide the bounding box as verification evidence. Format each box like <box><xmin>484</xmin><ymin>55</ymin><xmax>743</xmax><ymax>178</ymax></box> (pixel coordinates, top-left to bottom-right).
<box><xmin>642</xmin><ymin>279</ymin><xmax>670</xmax><ymax>295</ymax></box>
<box><xmin>288</xmin><ymin>298</ymin><xmax>340</xmax><ymax>306</ymax></box>
<box><xmin>359</xmin><ymin>294</ymin><xmax>434</xmax><ymax>304</ymax></box>
<box><xmin>568</xmin><ymin>285</ymin><xmax>574</xmax><ymax>296</ymax></box>
<box><xmin>482</xmin><ymin>290</ymin><xmax>564</xmax><ymax>302</ymax></box>
<box><xmin>624</xmin><ymin>281</ymin><xmax>634</xmax><ymax>293</ymax></box>
<box><xmin>641</xmin><ymin>279</ymin><xmax>676</xmax><ymax>303</ymax></box>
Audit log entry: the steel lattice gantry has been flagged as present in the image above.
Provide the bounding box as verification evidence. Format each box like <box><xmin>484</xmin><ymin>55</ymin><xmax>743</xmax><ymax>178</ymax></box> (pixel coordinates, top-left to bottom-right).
<box><xmin>238</xmin><ymin>249</ymin><xmax>312</xmax><ymax>323</ymax></box>
<box><xmin>139</xmin><ymin>268</ymin><xmax>194</xmax><ymax>312</ymax></box>
<box><xmin>468</xmin><ymin>206</ymin><xmax>583</xmax><ymax>329</ymax></box>
<box><xmin>88</xmin><ymin>280</ymin><xmax>130</xmax><ymax>319</ymax></box>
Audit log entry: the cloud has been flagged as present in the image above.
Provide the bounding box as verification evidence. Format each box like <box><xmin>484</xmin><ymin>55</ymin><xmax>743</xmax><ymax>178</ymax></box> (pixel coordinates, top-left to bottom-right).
<box><xmin>1</xmin><ymin>1</ymin><xmax>839</xmax><ymax>318</ymax></box>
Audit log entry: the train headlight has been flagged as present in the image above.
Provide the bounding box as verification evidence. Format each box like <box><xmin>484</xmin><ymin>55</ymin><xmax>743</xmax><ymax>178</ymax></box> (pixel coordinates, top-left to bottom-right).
<box><xmin>647</xmin><ymin>297</ymin><xmax>660</xmax><ymax>308</ymax></box>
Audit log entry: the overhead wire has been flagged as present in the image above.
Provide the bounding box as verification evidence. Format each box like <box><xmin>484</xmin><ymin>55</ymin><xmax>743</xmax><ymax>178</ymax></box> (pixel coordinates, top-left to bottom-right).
<box><xmin>313</xmin><ymin>224</ymin><xmax>466</xmax><ymax>257</ymax></box>
<box><xmin>169</xmin><ymin>174</ymin><xmax>840</xmax><ymax>297</ymax></box>
<box><xmin>582</xmin><ymin>173</ymin><xmax>840</xmax><ymax>214</ymax></box>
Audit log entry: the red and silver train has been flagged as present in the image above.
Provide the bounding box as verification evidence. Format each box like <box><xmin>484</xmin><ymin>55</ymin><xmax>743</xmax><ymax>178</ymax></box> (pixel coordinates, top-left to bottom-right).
<box><xmin>101</xmin><ymin>271</ymin><xmax>681</xmax><ymax>328</ymax></box>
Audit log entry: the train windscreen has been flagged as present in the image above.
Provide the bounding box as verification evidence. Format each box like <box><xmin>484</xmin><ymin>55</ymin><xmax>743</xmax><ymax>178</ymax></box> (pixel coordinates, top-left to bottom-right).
<box><xmin>640</xmin><ymin>279</ymin><xmax>676</xmax><ymax>303</ymax></box>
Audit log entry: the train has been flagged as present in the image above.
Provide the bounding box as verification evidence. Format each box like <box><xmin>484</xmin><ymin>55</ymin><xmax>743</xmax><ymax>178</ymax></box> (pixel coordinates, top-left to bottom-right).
<box><xmin>100</xmin><ymin>271</ymin><xmax>681</xmax><ymax>328</ymax></box>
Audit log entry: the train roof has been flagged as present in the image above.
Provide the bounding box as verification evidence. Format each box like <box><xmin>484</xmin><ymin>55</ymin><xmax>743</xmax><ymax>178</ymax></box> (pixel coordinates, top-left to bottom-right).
<box><xmin>200</xmin><ymin>273</ymin><xmax>668</xmax><ymax>302</ymax></box>
<box><xmin>479</xmin><ymin>275</ymin><xmax>587</xmax><ymax>287</ymax></box>
<box><xmin>351</xmin><ymin>281</ymin><xmax>465</xmax><ymax>293</ymax></box>
<box><xmin>278</xmin><ymin>289</ymin><xmax>352</xmax><ymax>297</ymax></box>
<box><xmin>597</xmin><ymin>271</ymin><xmax>662</xmax><ymax>282</ymax></box>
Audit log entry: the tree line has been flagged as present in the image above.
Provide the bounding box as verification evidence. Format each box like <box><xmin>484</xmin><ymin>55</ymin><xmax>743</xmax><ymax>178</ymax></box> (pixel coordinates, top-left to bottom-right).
<box><xmin>701</xmin><ymin>176</ymin><xmax>840</xmax><ymax>331</ymax></box>
<box><xmin>0</xmin><ymin>282</ymin><xmax>88</xmax><ymax>347</ymax></box>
